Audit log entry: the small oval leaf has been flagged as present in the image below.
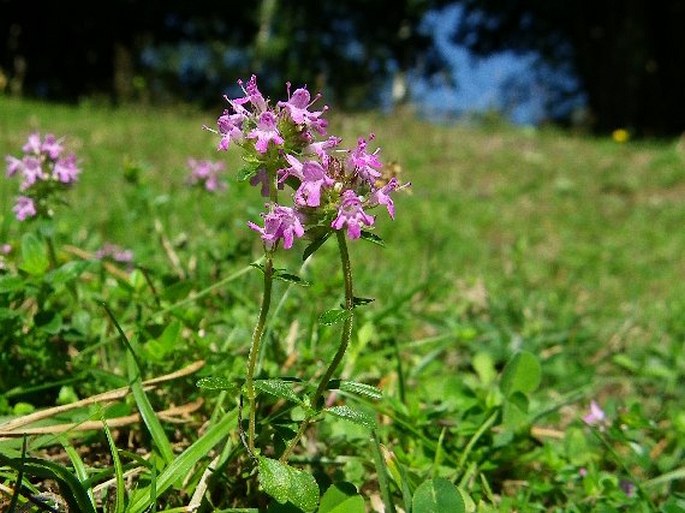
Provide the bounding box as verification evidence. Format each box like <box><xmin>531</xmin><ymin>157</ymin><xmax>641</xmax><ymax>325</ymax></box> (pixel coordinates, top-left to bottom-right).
<box><xmin>500</xmin><ymin>350</ymin><xmax>542</xmax><ymax>397</ymax></box>
<box><xmin>20</xmin><ymin>232</ymin><xmax>49</xmax><ymax>276</ymax></box>
<box><xmin>319</xmin><ymin>482</ymin><xmax>365</xmax><ymax>513</ymax></box>
<box><xmin>412</xmin><ymin>478</ymin><xmax>465</xmax><ymax>513</ymax></box>
<box><xmin>258</xmin><ymin>457</ymin><xmax>319</xmax><ymax>513</ymax></box>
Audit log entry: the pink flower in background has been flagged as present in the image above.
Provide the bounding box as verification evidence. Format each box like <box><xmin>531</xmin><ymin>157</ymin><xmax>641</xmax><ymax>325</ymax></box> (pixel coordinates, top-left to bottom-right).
<box><xmin>332</xmin><ymin>190</ymin><xmax>375</xmax><ymax>239</ymax></box>
<box><xmin>5</xmin><ymin>132</ymin><xmax>82</xmax><ymax>221</ymax></box>
<box><xmin>53</xmin><ymin>154</ymin><xmax>81</xmax><ymax>184</ymax></box>
<box><xmin>186</xmin><ymin>158</ymin><xmax>227</xmax><ymax>192</ymax></box>
<box><xmin>5</xmin><ymin>155</ymin><xmax>23</xmax><ymax>177</ymax></box>
<box><xmin>41</xmin><ymin>134</ymin><xmax>64</xmax><ymax>159</ymax></box>
<box><xmin>95</xmin><ymin>243</ymin><xmax>134</xmax><ymax>264</ymax></box>
<box><xmin>583</xmin><ymin>400</ymin><xmax>606</xmax><ymax>426</ymax></box>
<box><xmin>13</xmin><ymin>196</ymin><xmax>37</xmax><ymax>221</ymax></box>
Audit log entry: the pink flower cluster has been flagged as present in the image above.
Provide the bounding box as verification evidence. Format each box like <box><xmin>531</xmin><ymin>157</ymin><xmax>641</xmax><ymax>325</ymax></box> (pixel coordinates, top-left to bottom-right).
<box><xmin>206</xmin><ymin>75</ymin><xmax>409</xmax><ymax>250</ymax></box>
<box><xmin>186</xmin><ymin>157</ymin><xmax>227</xmax><ymax>192</ymax></box>
<box><xmin>5</xmin><ymin>132</ymin><xmax>81</xmax><ymax>221</ymax></box>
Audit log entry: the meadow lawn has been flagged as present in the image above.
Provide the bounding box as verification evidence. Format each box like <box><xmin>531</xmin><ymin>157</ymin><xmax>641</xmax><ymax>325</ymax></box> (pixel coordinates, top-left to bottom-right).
<box><xmin>1</xmin><ymin>95</ymin><xmax>684</xmax><ymax>511</ymax></box>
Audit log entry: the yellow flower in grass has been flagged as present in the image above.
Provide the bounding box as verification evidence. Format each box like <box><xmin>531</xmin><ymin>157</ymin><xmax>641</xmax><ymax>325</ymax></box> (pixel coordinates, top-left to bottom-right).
<box><xmin>612</xmin><ymin>129</ymin><xmax>630</xmax><ymax>143</ymax></box>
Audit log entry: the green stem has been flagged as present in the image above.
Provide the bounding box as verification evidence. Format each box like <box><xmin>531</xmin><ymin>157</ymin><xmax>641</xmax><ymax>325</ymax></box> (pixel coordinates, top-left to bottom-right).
<box><xmin>245</xmin><ymin>254</ymin><xmax>274</xmax><ymax>454</ymax></box>
<box><xmin>45</xmin><ymin>233</ymin><xmax>58</xmax><ymax>270</ymax></box>
<box><xmin>280</xmin><ymin>230</ymin><xmax>354</xmax><ymax>462</ymax></box>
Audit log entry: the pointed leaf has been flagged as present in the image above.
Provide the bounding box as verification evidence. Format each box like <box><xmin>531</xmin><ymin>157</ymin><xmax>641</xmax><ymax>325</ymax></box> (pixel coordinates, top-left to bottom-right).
<box><xmin>258</xmin><ymin>457</ymin><xmax>319</xmax><ymax>513</ymax></box>
<box><xmin>412</xmin><ymin>478</ymin><xmax>465</xmax><ymax>513</ymax></box>
<box><xmin>274</xmin><ymin>269</ymin><xmax>311</xmax><ymax>287</ymax></box>
<box><xmin>236</xmin><ymin>162</ymin><xmax>262</xmax><ymax>181</ymax></box>
<box><xmin>196</xmin><ymin>376</ymin><xmax>238</xmax><ymax>392</ymax></box>
<box><xmin>500</xmin><ymin>350</ymin><xmax>542</xmax><ymax>397</ymax></box>
<box><xmin>46</xmin><ymin>260</ymin><xmax>92</xmax><ymax>286</ymax></box>
<box><xmin>326</xmin><ymin>405</ymin><xmax>376</xmax><ymax>430</ymax></box>
<box><xmin>319</xmin><ymin>309</ymin><xmax>352</xmax><ymax>326</ymax></box>
<box><xmin>359</xmin><ymin>231</ymin><xmax>385</xmax><ymax>247</ymax></box>
<box><xmin>336</xmin><ymin>381</ymin><xmax>383</xmax><ymax>401</ymax></box>
<box><xmin>255</xmin><ymin>379</ymin><xmax>302</xmax><ymax>405</ymax></box>
<box><xmin>352</xmin><ymin>296</ymin><xmax>375</xmax><ymax>307</ymax></box>
<box><xmin>319</xmin><ymin>482</ymin><xmax>365</xmax><ymax>513</ymax></box>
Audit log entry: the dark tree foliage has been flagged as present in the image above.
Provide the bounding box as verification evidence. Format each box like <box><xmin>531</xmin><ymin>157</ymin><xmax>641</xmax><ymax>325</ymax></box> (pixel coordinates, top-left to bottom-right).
<box><xmin>0</xmin><ymin>0</ymin><xmax>451</xmax><ymax>110</ymax></box>
<box><xmin>455</xmin><ymin>0</ymin><xmax>685</xmax><ymax>136</ymax></box>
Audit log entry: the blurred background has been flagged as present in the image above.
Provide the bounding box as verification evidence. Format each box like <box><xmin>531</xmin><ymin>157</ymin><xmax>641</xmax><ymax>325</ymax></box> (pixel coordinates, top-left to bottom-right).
<box><xmin>1</xmin><ymin>0</ymin><xmax>684</xmax><ymax>138</ymax></box>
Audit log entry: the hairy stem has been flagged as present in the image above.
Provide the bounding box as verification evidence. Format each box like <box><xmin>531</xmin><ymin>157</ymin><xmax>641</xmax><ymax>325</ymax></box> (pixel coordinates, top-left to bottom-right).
<box><xmin>245</xmin><ymin>255</ymin><xmax>274</xmax><ymax>453</ymax></box>
<box><xmin>280</xmin><ymin>230</ymin><xmax>354</xmax><ymax>462</ymax></box>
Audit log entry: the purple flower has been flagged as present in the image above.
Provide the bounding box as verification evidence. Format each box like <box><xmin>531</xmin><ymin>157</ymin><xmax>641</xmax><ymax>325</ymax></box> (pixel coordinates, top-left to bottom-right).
<box><xmin>0</xmin><ymin>243</ymin><xmax>11</xmax><ymax>255</ymax></box>
<box><xmin>294</xmin><ymin>160</ymin><xmax>334</xmax><ymax>207</ymax></box>
<box><xmin>53</xmin><ymin>154</ymin><xmax>81</xmax><ymax>184</ymax></box>
<box><xmin>22</xmin><ymin>133</ymin><xmax>42</xmax><ymax>154</ymax></box>
<box><xmin>370</xmin><ymin>177</ymin><xmax>400</xmax><ymax>219</ymax></box>
<box><xmin>41</xmin><ymin>134</ymin><xmax>64</xmax><ymax>159</ymax></box>
<box><xmin>6</xmin><ymin>155</ymin><xmax>24</xmax><ymax>177</ymax></box>
<box><xmin>305</xmin><ymin>136</ymin><xmax>342</xmax><ymax>159</ymax></box>
<box><xmin>583</xmin><ymin>400</ymin><xmax>606</xmax><ymax>426</ymax></box>
<box><xmin>332</xmin><ymin>190</ymin><xmax>375</xmax><ymax>239</ymax></box>
<box><xmin>216</xmin><ymin>109</ymin><xmax>245</xmax><ymax>151</ymax></box>
<box><xmin>240</xmin><ymin>74</ymin><xmax>268</xmax><ymax>112</ymax></box>
<box><xmin>13</xmin><ymin>196</ymin><xmax>37</xmax><ymax>221</ymax></box>
<box><xmin>95</xmin><ymin>243</ymin><xmax>134</xmax><ymax>264</ymax></box>
<box><xmin>19</xmin><ymin>156</ymin><xmax>45</xmax><ymax>190</ymax></box>
<box><xmin>248</xmin><ymin>112</ymin><xmax>284</xmax><ymax>154</ymax></box>
<box><xmin>278</xmin><ymin>82</ymin><xmax>328</xmax><ymax>133</ymax></box>
<box><xmin>187</xmin><ymin>158</ymin><xmax>227</xmax><ymax>192</ymax></box>
<box><xmin>249</xmin><ymin>168</ymin><xmax>284</xmax><ymax>197</ymax></box>
<box><xmin>248</xmin><ymin>204</ymin><xmax>305</xmax><ymax>250</ymax></box>
<box><xmin>348</xmin><ymin>135</ymin><xmax>382</xmax><ymax>184</ymax></box>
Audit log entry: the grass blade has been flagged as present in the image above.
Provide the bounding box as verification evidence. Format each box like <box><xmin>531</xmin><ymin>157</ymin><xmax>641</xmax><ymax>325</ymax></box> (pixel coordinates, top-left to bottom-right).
<box><xmin>127</xmin><ymin>407</ymin><xmax>238</xmax><ymax>513</ymax></box>
<box><xmin>102</xmin><ymin>412</ymin><xmax>126</xmax><ymax>513</ymax></box>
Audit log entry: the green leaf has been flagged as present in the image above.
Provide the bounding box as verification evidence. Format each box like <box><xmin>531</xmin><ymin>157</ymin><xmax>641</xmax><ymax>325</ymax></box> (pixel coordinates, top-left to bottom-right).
<box><xmin>359</xmin><ymin>231</ymin><xmax>385</xmax><ymax>247</ymax></box>
<box><xmin>236</xmin><ymin>162</ymin><xmax>262</xmax><ymax>181</ymax></box>
<box><xmin>326</xmin><ymin>405</ymin><xmax>376</xmax><ymax>430</ymax></box>
<box><xmin>127</xmin><ymin>409</ymin><xmax>237</xmax><ymax>513</ymax></box>
<box><xmin>502</xmin><ymin>391</ymin><xmax>530</xmax><ymax>431</ymax></box>
<box><xmin>499</xmin><ymin>350</ymin><xmax>542</xmax><ymax>398</ymax></box>
<box><xmin>258</xmin><ymin>457</ymin><xmax>319</xmax><ymax>513</ymax></box>
<box><xmin>412</xmin><ymin>478</ymin><xmax>465</xmax><ymax>513</ymax></box>
<box><xmin>45</xmin><ymin>260</ymin><xmax>91</xmax><ymax>286</ymax></box>
<box><xmin>196</xmin><ymin>376</ymin><xmax>238</xmax><ymax>392</ymax></box>
<box><xmin>302</xmin><ymin>231</ymin><xmax>331</xmax><ymax>261</ymax></box>
<box><xmin>20</xmin><ymin>232</ymin><xmax>49</xmax><ymax>276</ymax></box>
<box><xmin>254</xmin><ymin>379</ymin><xmax>303</xmax><ymax>405</ymax></box>
<box><xmin>319</xmin><ymin>482</ymin><xmax>366</xmax><ymax>513</ymax></box>
<box><xmin>352</xmin><ymin>296</ymin><xmax>375</xmax><ymax>307</ymax></box>
<box><xmin>335</xmin><ymin>380</ymin><xmax>383</xmax><ymax>401</ymax></box>
<box><xmin>319</xmin><ymin>309</ymin><xmax>352</xmax><ymax>326</ymax></box>
<box><xmin>145</xmin><ymin>320</ymin><xmax>182</xmax><ymax>360</ymax></box>
<box><xmin>274</xmin><ymin>269</ymin><xmax>311</xmax><ymax>287</ymax></box>
<box><xmin>0</xmin><ymin>453</ymin><xmax>98</xmax><ymax>513</ymax></box>
<box><xmin>0</xmin><ymin>275</ymin><xmax>27</xmax><ymax>293</ymax></box>
<box><xmin>34</xmin><ymin>310</ymin><xmax>63</xmax><ymax>334</ymax></box>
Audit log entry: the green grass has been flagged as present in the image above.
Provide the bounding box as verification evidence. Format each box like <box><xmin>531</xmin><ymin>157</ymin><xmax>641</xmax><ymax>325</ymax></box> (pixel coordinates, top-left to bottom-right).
<box><xmin>1</xmin><ymin>95</ymin><xmax>684</xmax><ymax>511</ymax></box>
